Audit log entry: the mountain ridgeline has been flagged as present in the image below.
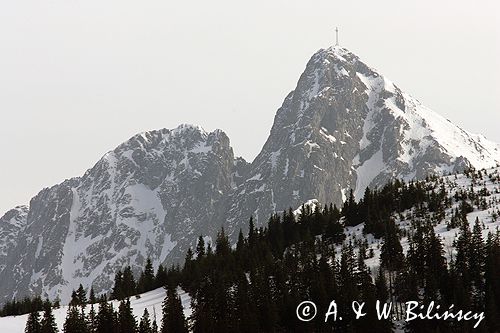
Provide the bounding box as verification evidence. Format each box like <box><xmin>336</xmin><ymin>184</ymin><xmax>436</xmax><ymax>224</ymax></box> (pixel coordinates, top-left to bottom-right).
<box><xmin>1</xmin><ymin>45</ymin><xmax>500</xmax><ymax>304</ymax></box>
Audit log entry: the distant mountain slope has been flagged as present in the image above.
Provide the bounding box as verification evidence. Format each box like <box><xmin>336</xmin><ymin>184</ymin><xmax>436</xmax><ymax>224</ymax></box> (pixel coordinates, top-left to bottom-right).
<box><xmin>0</xmin><ymin>45</ymin><xmax>499</xmax><ymax>304</ymax></box>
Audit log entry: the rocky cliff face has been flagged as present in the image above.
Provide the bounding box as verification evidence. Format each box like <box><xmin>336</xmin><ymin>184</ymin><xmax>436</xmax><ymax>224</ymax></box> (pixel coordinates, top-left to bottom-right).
<box><xmin>226</xmin><ymin>46</ymin><xmax>500</xmax><ymax>233</ymax></box>
<box><xmin>0</xmin><ymin>125</ymin><xmax>243</xmax><ymax>303</ymax></box>
<box><xmin>1</xmin><ymin>46</ymin><xmax>499</xmax><ymax>304</ymax></box>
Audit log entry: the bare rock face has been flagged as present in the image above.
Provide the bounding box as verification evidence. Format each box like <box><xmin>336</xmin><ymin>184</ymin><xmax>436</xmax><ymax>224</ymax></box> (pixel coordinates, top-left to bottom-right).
<box><xmin>0</xmin><ymin>125</ymin><xmax>242</xmax><ymax>303</ymax></box>
<box><xmin>1</xmin><ymin>46</ymin><xmax>499</xmax><ymax>304</ymax></box>
<box><xmin>225</xmin><ymin>46</ymin><xmax>500</xmax><ymax>234</ymax></box>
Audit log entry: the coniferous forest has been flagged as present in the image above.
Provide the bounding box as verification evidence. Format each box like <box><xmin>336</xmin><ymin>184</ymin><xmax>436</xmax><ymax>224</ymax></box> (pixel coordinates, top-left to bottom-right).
<box><xmin>15</xmin><ymin>167</ymin><xmax>500</xmax><ymax>332</ymax></box>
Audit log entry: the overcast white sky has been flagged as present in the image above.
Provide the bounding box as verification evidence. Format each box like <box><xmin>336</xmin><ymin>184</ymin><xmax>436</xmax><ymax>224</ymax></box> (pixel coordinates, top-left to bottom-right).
<box><xmin>0</xmin><ymin>0</ymin><xmax>499</xmax><ymax>216</ymax></box>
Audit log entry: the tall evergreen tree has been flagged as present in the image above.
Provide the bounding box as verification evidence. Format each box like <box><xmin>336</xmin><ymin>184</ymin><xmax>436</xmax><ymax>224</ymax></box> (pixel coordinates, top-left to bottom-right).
<box><xmin>63</xmin><ymin>306</ymin><xmax>88</xmax><ymax>333</ymax></box>
<box><xmin>112</xmin><ymin>270</ymin><xmax>124</xmax><ymax>300</ymax></box>
<box><xmin>122</xmin><ymin>267</ymin><xmax>137</xmax><ymax>299</ymax></box>
<box><xmin>161</xmin><ymin>288</ymin><xmax>187</xmax><ymax>333</ymax></box>
<box><xmin>25</xmin><ymin>311</ymin><xmax>42</xmax><ymax>333</ymax></box>
<box><xmin>117</xmin><ymin>299</ymin><xmax>137</xmax><ymax>333</ymax></box>
<box><xmin>138</xmin><ymin>309</ymin><xmax>152</xmax><ymax>333</ymax></box>
<box><xmin>40</xmin><ymin>302</ymin><xmax>58</xmax><ymax>333</ymax></box>
<box><xmin>76</xmin><ymin>284</ymin><xmax>87</xmax><ymax>306</ymax></box>
<box><xmin>195</xmin><ymin>236</ymin><xmax>205</xmax><ymax>259</ymax></box>
<box><xmin>95</xmin><ymin>300</ymin><xmax>115</xmax><ymax>333</ymax></box>
<box><xmin>138</xmin><ymin>258</ymin><xmax>155</xmax><ymax>293</ymax></box>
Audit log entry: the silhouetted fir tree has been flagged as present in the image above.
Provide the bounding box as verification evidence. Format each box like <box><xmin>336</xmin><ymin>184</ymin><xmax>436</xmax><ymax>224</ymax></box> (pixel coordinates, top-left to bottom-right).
<box><xmin>88</xmin><ymin>288</ymin><xmax>96</xmax><ymax>304</ymax></box>
<box><xmin>161</xmin><ymin>288</ymin><xmax>187</xmax><ymax>333</ymax></box>
<box><xmin>247</xmin><ymin>217</ymin><xmax>256</xmax><ymax>250</ymax></box>
<box><xmin>95</xmin><ymin>299</ymin><xmax>115</xmax><ymax>333</ymax></box>
<box><xmin>343</xmin><ymin>189</ymin><xmax>359</xmax><ymax>226</ymax></box>
<box><xmin>206</xmin><ymin>242</ymin><xmax>213</xmax><ymax>257</ymax></box>
<box><xmin>151</xmin><ymin>316</ymin><xmax>158</xmax><ymax>333</ymax></box>
<box><xmin>470</xmin><ymin>217</ymin><xmax>485</xmax><ymax>308</ymax></box>
<box><xmin>40</xmin><ymin>301</ymin><xmax>58</xmax><ymax>333</ymax></box>
<box><xmin>423</xmin><ymin>227</ymin><xmax>447</xmax><ymax>302</ymax></box>
<box><xmin>375</xmin><ymin>268</ymin><xmax>388</xmax><ymax>303</ymax></box>
<box><xmin>484</xmin><ymin>232</ymin><xmax>500</xmax><ymax>331</ymax></box>
<box><xmin>154</xmin><ymin>265</ymin><xmax>167</xmax><ymax>289</ymax></box>
<box><xmin>182</xmin><ymin>248</ymin><xmax>195</xmax><ymax>289</ymax></box>
<box><xmin>63</xmin><ymin>306</ymin><xmax>88</xmax><ymax>333</ymax></box>
<box><xmin>380</xmin><ymin>219</ymin><xmax>404</xmax><ymax>320</ymax></box>
<box><xmin>138</xmin><ymin>258</ymin><xmax>155</xmax><ymax>293</ymax></box>
<box><xmin>267</xmin><ymin>214</ymin><xmax>285</xmax><ymax>256</ymax></box>
<box><xmin>195</xmin><ymin>236</ymin><xmax>205</xmax><ymax>259</ymax></box>
<box><xmin>338</xmin><ymin>242</ymin><xmax>359</xmax><ymax>327</ymax></box>
<box><xmin>235</xmin><ymin>229</ymin><xmax>247</xmax><ymax>262</ymax></box>
<box><xmin>406</xmin><ymin>223</ymin><xmax>426</xmax><ymax>283</ymax></box>
<box><xmin>69</xmin><ymin>290</ymin><xmax>80</xmax><ymax>307</ymax></box>
<box><xmin>232</xmin><ymin>273</ymin><xmax>258</xmax><ymax>333</ymax></box>
<box><xmin>25</xmin><ymin>311</ymin><xmax>42</xmax><ymax>333</ymax></box>
<box><xmin>112</xmin><ymin>270</ymin><xmax>124</xmax><ymax>300</ymax></box>
<box><xmin>250</xmin><ymin>268</ymin><xmax>278</xmax><ymax>333</ymax></box>
<box><xmin>117</xmin><ymin>299</ymin><xmax>136</xmax><ymax>333</ymax></box>
<box><xmin>452</xmin><ymin>218</ymin><xmax>472</xmax><ymax>308</ymax></box>
<box><xmin>87</xmin><ymin>302</ymin><xmax>97</xmax><ymax>333</ymax></box>
<box><xmin>76</xmin><ymin>284</ymin><xmax>87</xmax><ymax>306</ymax></box>
<box><xmin>138</xmin><ymin>309</ymin><xmax>152</xmax><ymax>333</ymax></box>
<box><xmin>122</xmin><ymin>267</ymin><xmax>137</xmax><ymax>299</ymax></box>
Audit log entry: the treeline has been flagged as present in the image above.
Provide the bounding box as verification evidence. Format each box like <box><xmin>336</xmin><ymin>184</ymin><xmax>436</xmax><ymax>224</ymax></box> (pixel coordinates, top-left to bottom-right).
<box><xmin>0</xmin><ymin>295</ymin><xmax>58</xmax><ymax>317</ymax></box>
<box><xmin>25</xmin><ymin>286</ymin><xmax>188</xmax><ymax>333</ymax></box>
<box><xmin>342</xmin><ymin>177</ymin><xmax>446</xmax><ymax>237</ymax></box>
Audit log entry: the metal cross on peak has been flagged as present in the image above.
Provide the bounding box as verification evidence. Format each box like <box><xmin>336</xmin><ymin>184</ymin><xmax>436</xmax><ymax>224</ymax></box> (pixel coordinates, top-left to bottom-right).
<box><xmin>335</xmin><ymin>27</ymin><xmax>339</xmax><ymax>46</ymax></box>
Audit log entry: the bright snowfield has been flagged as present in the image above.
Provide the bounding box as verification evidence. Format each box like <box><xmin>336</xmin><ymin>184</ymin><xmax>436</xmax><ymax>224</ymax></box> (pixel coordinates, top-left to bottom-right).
<box><xmin>0</xmin><ymin>288</ymin><xmax>192</xmax><ymax>333</ymax></box>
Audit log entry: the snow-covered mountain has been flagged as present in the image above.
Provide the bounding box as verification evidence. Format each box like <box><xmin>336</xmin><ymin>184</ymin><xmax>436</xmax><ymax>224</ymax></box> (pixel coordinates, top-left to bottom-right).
<box><xmin>226</xmin><ymin>46</ymin><xmax>500</xmax><ymax>233</ymax></box>
<box><xmin>1</xmin><ymin>45</ymin><xmax>499</xmax><ymax>305</ymax></box>
<box><xmin>0</xmin><ymin>125</ymin><xmax>246</xmax><ymax>304</ymax></box>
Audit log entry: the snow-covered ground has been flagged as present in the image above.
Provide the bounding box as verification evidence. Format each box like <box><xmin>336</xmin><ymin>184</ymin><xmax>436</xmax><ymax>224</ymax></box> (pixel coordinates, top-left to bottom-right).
<box><xmin>0</xmin><ymin>287</ymin><xmax>192</xmax><ymax>333</ymax></box>
<box><xmin>343</xmin><ymin>166</ymin><xmax>500</xmax><ymax>271</ymax></box>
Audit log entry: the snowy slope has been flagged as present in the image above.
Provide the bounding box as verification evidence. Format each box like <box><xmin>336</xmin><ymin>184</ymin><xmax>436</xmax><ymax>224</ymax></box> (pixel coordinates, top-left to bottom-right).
<box><xmin>0</xmin><ymin>287</ymin><xmax>192</xmax><ymax>333</ymax></box>
<box><xmin>342</xmin><ymin>166</ymin><xmax>500</xmax><ymax>270</ymax></box>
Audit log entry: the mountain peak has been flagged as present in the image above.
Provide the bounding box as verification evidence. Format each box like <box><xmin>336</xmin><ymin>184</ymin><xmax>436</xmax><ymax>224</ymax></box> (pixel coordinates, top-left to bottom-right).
<box><xmin>1</xmin><ymin>45</ymin><xmax>499</xmax><ymax>306</ymax></box>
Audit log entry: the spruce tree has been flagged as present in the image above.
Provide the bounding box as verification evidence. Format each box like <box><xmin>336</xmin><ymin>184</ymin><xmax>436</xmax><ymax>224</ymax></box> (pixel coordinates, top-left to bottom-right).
<box><xmin>117</xmin><ymin>299</ymin><xmax>137</xmax><ymax>333</ymax></box>
<box><xmin>122</xmin><ymin>267</ymin><xmax>137</xmax><ymax>298</ymax></box>
<box><xmin>380</xmin><ymin>219</ymin><xmax>404</xmax><ymax>320</ymax></box>
<box><xmin>112</xmin><ymin>271</ymin><xmax>124</xmax><ymax>300</ymax></box>
<box><xmin>95</xmin><ymin>300</ymin><xmax>115</xmax><ymax>333</ymax></box>
<box><xmin>470</xmin><ymin>217</ymin><xmax>485</xmax><ymax>307</ymax></box>
<box><xmin>154</xmin><ymin>265</ymin><xmax>167</xmax><ymax>289</ymax></box>
<box><xmin>453</xmin><ymin>218</ymin><xmax>472</xmax><ymax>307</ymax></box>
<box><xmin>76</xmin><ymin>284</ymin><xmax>87</xmax><ymax>306</ymax></box>
<box><xmin>143</xmin><ymin>258</ymin><xmax>155</xmax><ymax>292</ymax></box>
<box><xmin>63</xmin><ymin>306</ymin><xmax>88</xmax><ymax>333</ymax></box>
<box><xmin>138</xmin><ymin>309</ymin><xmax>152</xmax><ymax>333</ymax></box>
<box><xmin>40</xmin><ymin>302</ymin><xmax>58</xmax><ymax>333</ymax></box>
<box><xmin>161</xmin><ymin>288</ymin><xmax>187</xmax><ymax>333</ymax></box>
<box><xmin>25</xmin><ymin>311</ymin><xmax>42</xmax><ymax>333</ymax></box>
<box><xmin>195</xmin><ymin>236</ymin><xmax>205</xmax><ymax>259</ymax></box>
